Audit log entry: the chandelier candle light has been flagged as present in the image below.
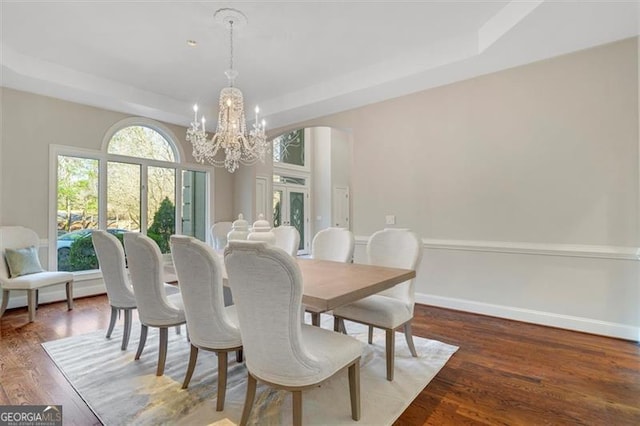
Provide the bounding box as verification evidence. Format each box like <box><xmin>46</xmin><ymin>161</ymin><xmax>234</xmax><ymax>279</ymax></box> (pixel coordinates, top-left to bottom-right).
<box><xmin>187</xmin><ymin>8</ymin><xmax>269</xmax><ymax>173</ymax></box>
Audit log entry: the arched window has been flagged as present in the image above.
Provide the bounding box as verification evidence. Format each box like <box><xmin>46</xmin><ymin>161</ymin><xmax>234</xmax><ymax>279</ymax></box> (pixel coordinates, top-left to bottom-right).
<box><xmin>107</xmin><ymin>125</ymin><xmax>177</xmax><ymax>162</ymax></box>
<box><xmin>53</xmin><ymin>119</ymin><xmax>209</xmax><ymax>273</ymax></box>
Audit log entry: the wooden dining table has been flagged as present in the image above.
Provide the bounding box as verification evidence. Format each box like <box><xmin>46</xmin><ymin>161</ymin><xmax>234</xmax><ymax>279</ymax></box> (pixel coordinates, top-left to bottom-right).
<box><xmin>295</xmin><ymin>258</ymin><xmax>415</xmax><ymax>325</ymax></box>
<box><xmin>164</xmin><ymin>256</ymin><xmax>416</xmax><ymax>326</ymax></box>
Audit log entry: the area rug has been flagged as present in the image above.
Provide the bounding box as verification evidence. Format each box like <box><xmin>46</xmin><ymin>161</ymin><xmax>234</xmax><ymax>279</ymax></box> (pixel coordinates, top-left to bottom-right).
<box><xmin>42</xmin><ymin>317</ymin><xmax>457</xmax><ymax>425</ymax></box>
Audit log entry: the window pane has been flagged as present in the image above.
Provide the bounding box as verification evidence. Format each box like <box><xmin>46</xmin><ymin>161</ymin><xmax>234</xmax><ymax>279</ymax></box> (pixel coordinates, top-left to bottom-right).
<box><xmin>289</xmin><ymin>191</ymin><xmax>305</xmax><ymax>250</ymax></box>
<box><xmin>273</xmin><ymin>129</ymin><xmax>305</xmax><ymax>166</ymax></box>
<box><xmin>108</xmin><ymin>126</ymin><xmax>176</xmax><ymax>162</ymax></box>
<box><xmin>108</xmin><ymin>162</ymin><xmax>141</xmax><ymax>232</ymax></box>
<box><xmin>273</xmin><ymin>174</ymin><xmax>306</xmax><ymax>185</ymax></box>
<box><xmin>148</xmin><ymin>167</ymin><xmax>176</xmax><ymax>253</ymax></box>
<box><xmin>273</xmin><ymin>190</ymin><xmax>283</xmax><ymax>228</ymax></box>
<box><xmin>56</xmin><ymin>156</ymin><xmax>99</xmax><ymax>272</ymax></box>
<box><xmin>182</xmin><ymin>170</ymin><xmax>207</xmax><ymax>242</ymax></box>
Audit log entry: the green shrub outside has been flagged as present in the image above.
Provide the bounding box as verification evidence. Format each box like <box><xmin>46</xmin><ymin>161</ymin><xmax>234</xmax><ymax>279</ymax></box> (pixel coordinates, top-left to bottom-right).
<box><xmin>67</xmin><ymin>231</ymin><xmax>125</xmax><ymax>272</ymax></box>
<box><xmin>147</xmin><ymin>197</ymin><xmax>175</xmax><ymax>253</ymax></box>
<box><xmin>66</xmin><ymin>198</ymin><xmax>173</xmax><ymax>270</ymax></box>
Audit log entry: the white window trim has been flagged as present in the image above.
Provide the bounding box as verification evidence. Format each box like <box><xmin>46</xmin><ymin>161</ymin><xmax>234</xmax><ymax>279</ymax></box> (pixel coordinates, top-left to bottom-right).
<box><xmin>49</xmin><ymin>118</ymin><xmax>215</xmax><ymax>273</ymax></box>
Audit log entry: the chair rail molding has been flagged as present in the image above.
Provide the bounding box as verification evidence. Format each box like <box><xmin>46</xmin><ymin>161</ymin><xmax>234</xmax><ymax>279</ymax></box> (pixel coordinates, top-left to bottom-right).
<box><xmin>354</xmin><ymin>236</ymin><xmax>640</xmax><ymax>261</ymax></box>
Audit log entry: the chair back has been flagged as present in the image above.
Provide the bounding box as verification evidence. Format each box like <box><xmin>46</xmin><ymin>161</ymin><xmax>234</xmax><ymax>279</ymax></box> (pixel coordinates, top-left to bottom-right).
<box><xmin>124</xmin><ymin>233</ymin><xmax>183</xmax><ymax>326</ymax></box>
<box><xmin>210</xmin><ymin>221</ymin><xmax>233</xmax><ymax>250</ymax></box>
<box><xmin>170</xmin><ymin>235</ymin><xmax>240</xmax><ymax>348</ymax></box>
<box><xmin>224</xmin><ymin>240</ymin><xmax>320</xmax><ymax>384</ymax></box>
<box><xmin>92</xmin><ymin>230</ymin><xmax>136</xmax><ymax>308</ymax></box>
<box><xmin>272</xmin><ymin>226</ymin><xmax>300</xmax><ymax>257</ymax></box>
<box><xmin>367</xmin><ymin>229</ymin><xmax>422</xmax><ymax>308</ymax></box>
<box><xmin>0</xmin><ymin>226</ymin><xmax>40</xmax><ymax>282</ymax></box>
<box><xmin>311</xmin><ymin>227</ymin><xmax>354</xmax><ymax>263</ymax></box>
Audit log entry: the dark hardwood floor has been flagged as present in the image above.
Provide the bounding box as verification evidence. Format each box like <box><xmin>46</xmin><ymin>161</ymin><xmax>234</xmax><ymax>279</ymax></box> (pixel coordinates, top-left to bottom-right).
<box><xmin>1</xmin><ymin>295</ymin><xmax>638</xmax><ymax>425</ymax></box>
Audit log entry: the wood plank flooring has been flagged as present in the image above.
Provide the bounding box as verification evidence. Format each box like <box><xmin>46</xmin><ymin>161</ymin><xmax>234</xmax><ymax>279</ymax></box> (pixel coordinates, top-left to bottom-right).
<box><xmin>1</xmin><ymin>295</ymin><xmax>638</xmax><ymax>425</ymax></box>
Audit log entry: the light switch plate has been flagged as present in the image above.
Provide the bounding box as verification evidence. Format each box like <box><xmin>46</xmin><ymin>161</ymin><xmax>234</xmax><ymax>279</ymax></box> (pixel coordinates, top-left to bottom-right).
<box><xmin>385</xmin><ymin>215</ymin><xmax>396</xmax><ymax>225</ymax></box>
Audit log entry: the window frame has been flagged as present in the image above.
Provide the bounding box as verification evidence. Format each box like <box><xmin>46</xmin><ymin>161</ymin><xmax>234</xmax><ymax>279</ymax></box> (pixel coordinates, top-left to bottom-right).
<box><xmin>48</xmin><ymin>118</ymin><xmax>214</xmax><ymax>274</ymax></box>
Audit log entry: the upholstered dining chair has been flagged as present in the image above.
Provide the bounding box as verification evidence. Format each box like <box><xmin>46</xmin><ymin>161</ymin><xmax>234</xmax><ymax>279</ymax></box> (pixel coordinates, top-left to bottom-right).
<box><xmin>225</xmin><ymin>240</ymin><xmax>362</xmax><ymax>426</ymax></box>
<box><xmin>311</xmin><ymin>227</ymin><xmax>355</xmax><ymax>263</ymax></box>
<box><xmin>332</xmin><ymin>228</ymin><xmax>422</xmax><ymax>381</ymax></box>
<box><xmin>170</xmin><ymin>235</ymin><xmax>242</xmax><ymax>411</ymax></box>
<box><xmin>92</xmin><ymin>230</ymin><xmax>180</xmax><ymax>350</ymax></box>
<box><xmin>0</xmin><ymin>226</ymin><xmax>73</xmax><ymax>322</ymax></box>
<box><xmin>307</xmin><ymin>227</ymin><xmax>355</xmax><ymax>326</ymax></box>
<box><xmin>124</xmin><ymin>232</ymin><xmax>186</xmax><ymax>376</ymax></box>
<box><xmin>209</xmin><ymin>221</ymin><xmax>233</xmax><ymax>250</ymax></box>
<box><xmin>272</xmin><ymin>225</ymin><xmax>300</xmax><ymax>257</ymax></box>
<box><xmin>92</xmin><ymin>230</ymin><xmax>136</xmax><ymax>350</ymax></box>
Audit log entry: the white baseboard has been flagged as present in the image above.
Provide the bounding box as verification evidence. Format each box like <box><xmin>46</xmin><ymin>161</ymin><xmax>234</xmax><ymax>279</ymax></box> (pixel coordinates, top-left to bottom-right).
<box><xmin>416</xmin><ymin>293</ymin><xmax>640</xmax><ymax>342</ymax></box>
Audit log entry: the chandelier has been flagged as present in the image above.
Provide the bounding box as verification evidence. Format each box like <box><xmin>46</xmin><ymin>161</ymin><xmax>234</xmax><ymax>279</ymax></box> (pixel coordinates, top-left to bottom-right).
<box><xmin>187</xmin><ymin>8</ymin><xmax>269</xmax><ymax>173</ymax></box>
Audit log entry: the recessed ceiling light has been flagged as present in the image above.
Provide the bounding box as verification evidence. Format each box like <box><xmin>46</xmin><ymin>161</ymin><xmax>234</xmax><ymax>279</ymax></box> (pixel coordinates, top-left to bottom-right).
<box><xmin>187</xmin><ymin>40</ymin><xmax>197</xmax><ymax>47</ymax></box>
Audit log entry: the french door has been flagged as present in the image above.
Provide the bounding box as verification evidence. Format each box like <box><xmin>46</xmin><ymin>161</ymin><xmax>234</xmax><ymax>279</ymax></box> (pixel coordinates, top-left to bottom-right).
<box><xmin>273</xmin><ymin>185</ymin><xmax>310</xmax><ymax>255</ymax></box>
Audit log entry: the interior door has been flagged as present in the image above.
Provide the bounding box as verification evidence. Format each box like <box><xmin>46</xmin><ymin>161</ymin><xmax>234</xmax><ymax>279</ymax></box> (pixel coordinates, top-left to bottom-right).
<box><xmin>273</xmin><ymin>184</ymin><xmax>309</xmax><ymax>254</ymax></box>
<box><xmin>333</xmin><ymin>186</ymin><xmax>350</xmax><ymax>229</ymax></box>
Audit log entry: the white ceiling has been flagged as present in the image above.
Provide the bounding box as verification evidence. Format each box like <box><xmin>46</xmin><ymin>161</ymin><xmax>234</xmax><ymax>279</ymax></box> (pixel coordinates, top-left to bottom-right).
<box><xmin>1</xmin><ymin>1</ymin><xmax>638</xmax><ymax>130</ymax></box>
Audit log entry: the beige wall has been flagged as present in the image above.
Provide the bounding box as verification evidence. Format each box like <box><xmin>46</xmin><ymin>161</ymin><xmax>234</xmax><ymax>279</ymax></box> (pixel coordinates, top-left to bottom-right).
<box><xmin>294</xmin><ymin>38</ymin><xmax>639</xmax><ymax>245</ymax></box>
<box><xmin>280</xmin><ymin>37</ymin><xmax>640</xmax><ymax>339</ymax></box>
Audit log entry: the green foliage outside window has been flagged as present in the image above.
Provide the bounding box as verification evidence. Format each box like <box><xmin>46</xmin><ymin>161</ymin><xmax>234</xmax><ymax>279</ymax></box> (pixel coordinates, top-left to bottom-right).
<box><xmin>147</xmin><ymin>197</ymin><xmax>175</xmax><ymax>253</ymax></box>
<box><xmin>67</xmin><ymin>232</ymin><xmax>125</xmax><ymax>272</ymax></box>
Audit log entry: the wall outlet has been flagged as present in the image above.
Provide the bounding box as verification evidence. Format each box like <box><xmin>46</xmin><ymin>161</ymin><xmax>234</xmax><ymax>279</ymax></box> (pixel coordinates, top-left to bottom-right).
<box><xmin>385</xmin><ymin>215</ymin><xmax>396</xmax><ymax>225</ymax></box>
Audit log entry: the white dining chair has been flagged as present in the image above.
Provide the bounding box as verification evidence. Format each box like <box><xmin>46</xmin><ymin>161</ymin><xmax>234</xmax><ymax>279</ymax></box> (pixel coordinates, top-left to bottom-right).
<box><xmin>272</xmin><ymin>225</ymin><xmax>300</xmax><ymax>257</ymax></box>
<box><xmin>209</xmin><ymin>221</ymin><xmax>233</xmax><ymax>250</ymax></box>
<box><xmin>224</xmin><ymin>240</ymin><xmax>362</xmax><ymax>426</ymax></box>
<box><xmin>93</xmin><ymin>230</ymin><xmax>180</xmax><ymax>350</ymax></box>
<box><xmin>92</xmin><ymin>230</ymin><xmax>137</xmax><ymax>350</ymax></box>
<box><xmin>332</xmin><ymin>228</ymin><xmax>422</xmax><ymax>381</ymax></box>
<box><xmin>170</xmin><ymin>235</ymin><xmax>242</xmax><ymax>411</ymax></box>
<box><xmin>0</xmin><ymin>226</ymin><xmax>74</xmax><ymax>322</ymax></box>
<box><xmin>124</xmin><ymin>232</ymin><xmax>186</xmax><ymax>376</ymax></box>
<box><xmin>311</xmin><ymin>227</ymin><xmax>354</xmax><ymax>263</ymax></box>
<box><xmin>307</xmin><ymin>227</ymin><xmax>355</xmax><ymax>326</ymax></box>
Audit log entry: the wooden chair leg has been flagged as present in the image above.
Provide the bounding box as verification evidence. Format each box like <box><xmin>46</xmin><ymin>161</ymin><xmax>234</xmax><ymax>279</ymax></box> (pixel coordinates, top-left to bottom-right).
<box><xmin>135</xmin><ymin>324</ymin><xmax>148</xmax><ymax>360</ymax></box>
<box><xmin>292</xmin><ymin>390</ymin><xmax>303</xmax><ymax>426</ymax></box>
<box><xmin>216</xmin><ymin>351</ymin><xmax>228</xmax><ymax>411</ymax></box>
<box><xmin>157</xmin><ymin>327</ymin><xmax>168</xmax><ymax>376</ymax></box>
<box><xmin>106</xmin><ymin>307</ymin><xmax>117</xmax><ymax>338</ymax></box>
<box><xmin>385</xmin><ymin>328</ymin><xmax>395</xmax><ymax>381</ymax></box>
<box><xmin>0</xmin><ymin>290</ymin><xmax>9</xmax><ymax>317</ymax></box>
<box><xmin>236</xmin><ymin>349</ymin><xmax>243</xmax><ymax>363</ymax></box>
<box><xmin>240</xmin><ymin>372</ymin><xmax>257</xmax><ymax>426</ymax></box>
<box><xmin>311</xmin><ymin>312</ymin><xmax>320</xmax><ymax>326</ymax></box>
<box><xmin>404</xmin><ymin>322</ymin><xmax>418</xmax><ymax>357</ymax></box>
<box><xmin>65</xmin><ymin>281</ymin><xmax>74</xmax><ymax>310</ymax></box>
<box><xmin>338</xmin><ymin>318</ymin><xmax>347</xmax><ymax>334</ymax></box>
<box><xmin>122</xmin><ymin>309</ymin><xmax>132</xmax><ymax>350</ymax></box>
<box><xmin>348</xmin><ymin>360</ymin><xmax>361</xmax><ymax>421</ymax></box>
<box><xmin>35</xmin><ymin>289</ymin><xmax>39</xmax><ymax>310</ymax></box>
<box><xmin>333</xmin><ymin>316</ymin><xmax>340</xmax><ymax>332</ymax></box>
<box><xmin>368</xmin><ymin>326</ymin><xmax>374</xmax><ymax>344</ymax></box>
<box><xmin>182</xmin><ymin>344</ymin><xmax>199</xmax><ymax>389</ymax></box>
<box><xmin>27</xmin><ymin>289</ymin><xmax>37</xmax><ymax>322</ymax></box>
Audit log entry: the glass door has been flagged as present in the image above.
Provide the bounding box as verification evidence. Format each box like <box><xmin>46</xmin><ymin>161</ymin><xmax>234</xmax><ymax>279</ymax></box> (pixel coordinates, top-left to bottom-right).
<box><xmin>273</xmin><ymin>185</ymin><xmax>309</xmax><ymax>255</ymax></box>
